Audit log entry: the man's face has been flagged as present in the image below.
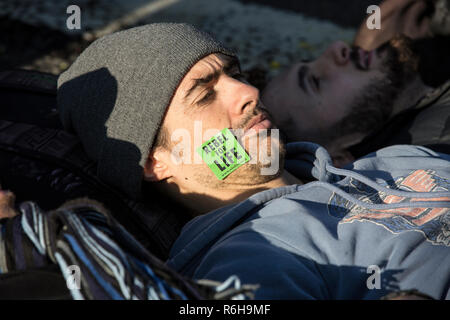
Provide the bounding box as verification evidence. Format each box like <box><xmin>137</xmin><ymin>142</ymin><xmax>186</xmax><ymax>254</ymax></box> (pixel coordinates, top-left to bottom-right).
<box><xmin>261</xmin><ymin>39</ymin><xmax>414</xmax><ymax>145</ymax></box>
<box><xmin>152</xmin><ymin>53</ymin><xmax>284</xmax><ymax>192</ymax></box>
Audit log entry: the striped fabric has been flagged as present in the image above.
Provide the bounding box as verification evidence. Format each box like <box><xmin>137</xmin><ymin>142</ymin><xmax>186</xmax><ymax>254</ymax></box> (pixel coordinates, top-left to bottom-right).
<box><xmin>0</xmin><ymin>199</ymin><xmax>254</xmax><ymax>300</ymax></box>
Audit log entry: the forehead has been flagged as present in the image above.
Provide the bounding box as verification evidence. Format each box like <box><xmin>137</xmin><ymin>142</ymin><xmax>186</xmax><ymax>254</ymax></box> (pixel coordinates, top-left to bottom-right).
<box><xmin>177</xmin><ymin>53</ymin><xmax>236</xmax><ymax>89</ymax></box>
<box><xmin>190</xmin><ymin>54</ymin><xmax>225</xmax><ymax>75</ymax></box>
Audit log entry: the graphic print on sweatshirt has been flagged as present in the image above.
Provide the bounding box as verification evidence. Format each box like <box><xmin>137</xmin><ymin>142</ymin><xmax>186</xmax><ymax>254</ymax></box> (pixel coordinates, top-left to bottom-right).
<box><xmin>328</xmin><ymin>169</ymin><xmax>450</xmax><ymax>246</ymax></box>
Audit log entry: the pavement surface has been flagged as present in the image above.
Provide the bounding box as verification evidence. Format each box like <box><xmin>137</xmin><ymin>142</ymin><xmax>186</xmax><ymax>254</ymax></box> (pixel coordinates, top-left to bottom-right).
<box><xmin>239</xmin><ymin>0</ymin><xmax>382</xmax><ymax>28</ymax></box>
<box><xmin>0</xmin><ymin>0</ymin><xmax>374</xmax><ymax>88</ymax></box>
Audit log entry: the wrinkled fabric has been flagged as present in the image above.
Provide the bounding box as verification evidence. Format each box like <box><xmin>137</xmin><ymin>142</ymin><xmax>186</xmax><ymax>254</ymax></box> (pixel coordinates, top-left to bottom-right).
<box><xmin>168</xmin><ymin>143</ymin><xmax>450</xmax><ymax>299</ymax></box>
<box><xmin>0</xmin><ymin>199</ymin><xmax>252</xmax><ymax>300</ymax></box>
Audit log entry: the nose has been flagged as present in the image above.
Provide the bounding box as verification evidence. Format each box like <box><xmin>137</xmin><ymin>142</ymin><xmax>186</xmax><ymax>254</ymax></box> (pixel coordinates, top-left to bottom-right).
<box><xmin>323</xmin><ymin>41</ymin><xmax>351</xmax><ymax>66</ymax></box>
<box><xmin>224</xmin><ymin>78</ymin><xmax>260</xmax><ymax>119</ymax></box>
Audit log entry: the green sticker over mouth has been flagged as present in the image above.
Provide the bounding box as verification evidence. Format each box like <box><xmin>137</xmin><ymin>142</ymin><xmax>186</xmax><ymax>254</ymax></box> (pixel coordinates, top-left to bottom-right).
<box><xmin>197</xmin><ymin>128</ymin><xmax>250</xmax><ymax>180</ymax></box>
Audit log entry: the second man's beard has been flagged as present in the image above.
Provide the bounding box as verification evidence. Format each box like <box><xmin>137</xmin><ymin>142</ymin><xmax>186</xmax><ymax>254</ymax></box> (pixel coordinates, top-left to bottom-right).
<box><xmin>330</xmin><ymin>35</ymin><xmax>420</xmax><ymax>142</ymax></box>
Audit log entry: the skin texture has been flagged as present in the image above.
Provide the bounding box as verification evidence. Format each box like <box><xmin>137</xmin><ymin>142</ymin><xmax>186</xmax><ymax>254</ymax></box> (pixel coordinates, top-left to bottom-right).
<box><xmin>261</xmin><ymin>41</ymin><xmax>391</xmax><ymax>149</ymax></box>
<box><xmin>261</xmin><ymin>37</ymin><xmax>430</xmax><ymax>167</ymax></box>
<box><xmin>144</xmin><ymin>53</ymin><xmax>300</xmax><ymax>215</ymax></box>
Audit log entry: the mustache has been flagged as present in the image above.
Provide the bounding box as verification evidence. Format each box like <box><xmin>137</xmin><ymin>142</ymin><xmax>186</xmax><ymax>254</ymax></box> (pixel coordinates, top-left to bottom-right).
<box><xmin>232</xmin><ymin>101</ymin><xmax>273</xmax><ymax>130</ymax></box>
<box><xmin>228</xmin><ymin>101</ymin><xmax>287</xmax><ymax>147</ymax></box>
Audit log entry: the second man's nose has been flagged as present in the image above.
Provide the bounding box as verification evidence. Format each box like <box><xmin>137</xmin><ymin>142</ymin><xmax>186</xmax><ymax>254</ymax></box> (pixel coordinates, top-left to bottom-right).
<box><xmin>326</xmin><ymin>41</ymin><xmax>351</xmax><ymax>66</ymax></box>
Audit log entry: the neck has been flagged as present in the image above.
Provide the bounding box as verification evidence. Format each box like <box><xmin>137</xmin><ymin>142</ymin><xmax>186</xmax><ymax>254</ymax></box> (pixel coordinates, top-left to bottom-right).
<box><xmin>331</xmin><ymin>78</ymin><xmax>434</xmax><ymax>168</ymax></box>
<box><xmin>390</xmin><ymin>77</ymin><xmax>433</xmax><ymax>118</ymax></box>
<box><xmin>167</xmin><ymin>170</ymin><xmax>301</xmax><ymax>216</ymax></box>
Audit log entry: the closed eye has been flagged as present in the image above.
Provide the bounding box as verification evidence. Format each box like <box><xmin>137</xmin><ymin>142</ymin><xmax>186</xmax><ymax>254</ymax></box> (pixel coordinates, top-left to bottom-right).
<box><xmin>197</xmin><ymin>90</ymin><xmax>215</xmax><ymax>106</ymax></box>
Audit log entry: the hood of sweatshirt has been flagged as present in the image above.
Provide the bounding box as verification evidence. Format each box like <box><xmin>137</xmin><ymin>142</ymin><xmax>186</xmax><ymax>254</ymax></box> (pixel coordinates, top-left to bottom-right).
<box><xmin>167</xmin><ymin>142</ymin><xmax>450</xmax><ymax>298</ymax></box>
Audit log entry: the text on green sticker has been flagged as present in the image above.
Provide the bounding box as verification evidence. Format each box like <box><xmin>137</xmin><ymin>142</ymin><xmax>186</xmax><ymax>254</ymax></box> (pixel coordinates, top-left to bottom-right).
<box><xmin>196</xmin><ymin>128</ymin><xmax>250</xmax><ymax>180</ymax></box>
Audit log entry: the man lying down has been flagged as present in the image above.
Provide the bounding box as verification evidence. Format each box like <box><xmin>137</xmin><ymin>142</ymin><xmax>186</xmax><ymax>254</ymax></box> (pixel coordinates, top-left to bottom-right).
<box><xmin>1</xmin><ymin>23</ymin><xmax>449</xmax><ymax>300</ymax></box>
<box><xmin>261</xmin><ymin>35</ymin><xmax>450</xmax><ymax>168</ymax></box>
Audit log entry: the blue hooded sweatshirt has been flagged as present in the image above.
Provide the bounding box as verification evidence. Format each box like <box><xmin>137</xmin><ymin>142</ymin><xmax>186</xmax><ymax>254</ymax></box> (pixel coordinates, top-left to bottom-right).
<box><xmin>167</xmin><ymin>143</ymin><xmax>450</xmax><ymax>299</ymax></box>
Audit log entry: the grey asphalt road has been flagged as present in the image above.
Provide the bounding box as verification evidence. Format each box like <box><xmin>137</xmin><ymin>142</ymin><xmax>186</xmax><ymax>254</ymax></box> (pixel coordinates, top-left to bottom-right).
<box><xmin>238</xmin><ymin>0</ymin><xmax>383</xmax><ymax>28</ymax></box>
<box><xmin>0</xmin><ymin>0</ymin><xmax>380</xmax><ymax>74</ymax></box>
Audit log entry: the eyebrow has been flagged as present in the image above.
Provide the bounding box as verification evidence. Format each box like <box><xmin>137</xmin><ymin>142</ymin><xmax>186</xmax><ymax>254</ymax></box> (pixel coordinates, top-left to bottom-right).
<box><xmin>297</xmin><ymin>65</ymin><xmax>309</xmax><ymax>94</ymax></box>
<box><xmin>183</xmin><ymin>56</ymin><xmax>240</xmax><ymax>102</ymax></box>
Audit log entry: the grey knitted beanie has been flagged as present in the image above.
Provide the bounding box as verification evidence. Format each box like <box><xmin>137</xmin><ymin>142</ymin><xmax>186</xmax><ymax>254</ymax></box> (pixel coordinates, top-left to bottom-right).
<box><xmin>57</xmin><ymin>23</ymin><xmax>236</xmax><ymax>200</ymax></box>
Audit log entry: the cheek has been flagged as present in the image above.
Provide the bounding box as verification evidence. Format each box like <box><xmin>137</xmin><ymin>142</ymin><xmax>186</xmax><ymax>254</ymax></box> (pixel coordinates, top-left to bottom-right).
<box><xmin>320</xmin><ymin>93</ymin><xmax>351</xmax><ymax>124</ymax></box>
<box><xmin>323</xmin><ymin>73</ymin><xmax>374</xmax><ymax>115</ymax></box>
<box><xmin>196</xmin><ymin>112</ymin><xmax>231</xmax><ymax>142</ymax></box>
<box><xmin>331</xmin><ymin>70</ymin><xmax>383</xmax><ymax>97</ymax></box>
<box><xmin>332</xmin><ymin>73</ymin><xmax>364</xmax><ymax>94</ymax></box>
<box><xmin>268</xmin><ymin>102</ymin><xmax>290</xmax><ymax>127</ymax></box>
<box><xmin>171</xmin><ymin>111</ymin><xmax>232</xmax><ymax>158</ymax></box>
<box><xmin>173</xmin><ymin>106</ymin><xmax>229</xmax><ymax>133</ymax></box>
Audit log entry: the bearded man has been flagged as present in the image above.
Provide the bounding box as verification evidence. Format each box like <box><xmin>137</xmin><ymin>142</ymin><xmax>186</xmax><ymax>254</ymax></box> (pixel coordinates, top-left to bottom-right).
<box><xmin>262</xmin><ymin>35</ymin><xmax>450</xmax><ymax>167</ymax></box>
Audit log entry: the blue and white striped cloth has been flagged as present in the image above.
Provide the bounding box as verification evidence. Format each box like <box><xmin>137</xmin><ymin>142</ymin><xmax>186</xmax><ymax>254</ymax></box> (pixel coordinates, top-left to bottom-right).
<box><xmin>0</xmin><ymin>199</ymin><xmax>255</xmax><ymax>300</ymax></box>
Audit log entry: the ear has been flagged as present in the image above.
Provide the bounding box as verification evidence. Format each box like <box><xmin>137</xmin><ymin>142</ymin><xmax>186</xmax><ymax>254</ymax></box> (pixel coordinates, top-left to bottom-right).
<box><xmin>144</xmin><ymin>148</ymin><xmax>172</xmax><ymax>182</ymax></box>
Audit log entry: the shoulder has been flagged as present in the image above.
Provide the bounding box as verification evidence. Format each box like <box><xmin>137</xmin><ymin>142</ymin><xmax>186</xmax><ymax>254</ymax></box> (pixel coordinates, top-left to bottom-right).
<box><xmin>354</xmin><ymin>144</ymin><xmax>450</xmax><ymax>161</ymax></box>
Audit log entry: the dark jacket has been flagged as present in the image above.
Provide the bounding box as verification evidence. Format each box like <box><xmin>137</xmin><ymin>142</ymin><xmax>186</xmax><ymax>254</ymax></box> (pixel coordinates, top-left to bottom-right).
<box><xmin>350</xmin><ymin>80</ymin><xmax>450</xmax><ymax>158</ymax></box>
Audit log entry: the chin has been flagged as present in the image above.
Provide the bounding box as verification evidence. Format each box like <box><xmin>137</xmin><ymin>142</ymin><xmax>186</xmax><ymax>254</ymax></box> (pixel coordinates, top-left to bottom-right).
<box><xmin>243</xmin><ymin>131</ymin><xmax>285</xmax><ymax>178</ymax></box>
<box><xmin>227</xmin><ymin>163</ymin><xmax>282</xmax><ymax>185</ymax></box>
